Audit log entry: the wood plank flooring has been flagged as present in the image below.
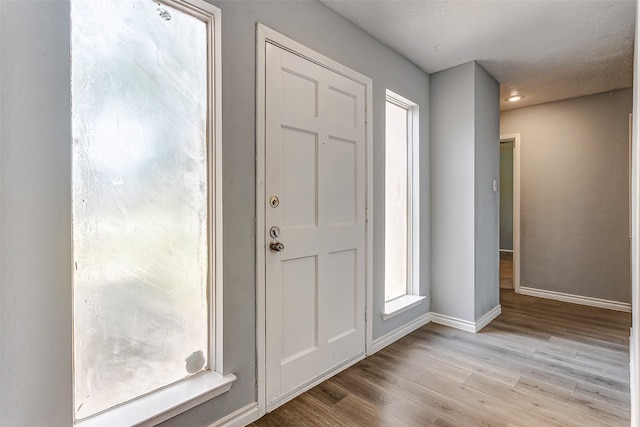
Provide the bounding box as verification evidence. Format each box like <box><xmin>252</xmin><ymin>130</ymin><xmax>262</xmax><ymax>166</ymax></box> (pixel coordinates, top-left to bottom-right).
<box><xmin>251</xmin><ymin>290</ymin><xmax>631</xmax><ymax>426</ymax></box>
<box><xmin>500</xmin><ymin>251</ymin><xmax>513</xmax><ymax>289</ymax></box>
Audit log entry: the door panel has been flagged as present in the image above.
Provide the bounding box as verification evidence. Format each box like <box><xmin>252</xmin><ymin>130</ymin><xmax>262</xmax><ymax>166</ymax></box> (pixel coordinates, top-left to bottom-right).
<box><xmin>265</xmin><ymin>42</ymin><xmax>366</xmax><ymax>406</ymax></box>
<box><xmin>282</xmin><ymin>127</ymin><xmax>317</xmax><ymax>227</ymax></box>
<box><xmin>326</xmin><ymin>249</ymin><xmax>357</xmax><ymax>342</ymax></box>
<box><xmin>327</xmin><ymin>86</ymin><xmax>356</xmax><ymax>127</ymax></box>
<box><xmin>326</xmin><ymin>136</ymin><xmax>357</xmax><ymax>225</ymax></box>
<box><xmin>282</xmin><ymin>69</ymin><xmax>318</xmax><ymax>116</ymax></box>
<box><xmin>282</xmin><ymin>256</ymin><xmax>318</xmax><ymax>361</ymax></box>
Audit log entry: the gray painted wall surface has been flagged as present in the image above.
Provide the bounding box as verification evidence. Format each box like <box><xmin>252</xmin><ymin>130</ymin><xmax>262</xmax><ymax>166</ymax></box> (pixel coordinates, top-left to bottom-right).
<box><xmin>1</xmin><ymin>3</ymin><xmax>73</xmax><ymax>425</ymax></box>
<box><xmin>430</xmin><ymin>62</ymin><xmax>476</xmax><ymax>321</ymax></box>
<box><xmin>430</xmin><ymin>61</ymin><xmax>499</xmax><ymax>323</ymax></box>
<box><xmin>501</xmin><ymin>88</ymin><xmax>632</xmax><ymax>303</ymax></box>
<box><xmin>473</xmin><ymin>63</ymin><xmax>500</xmax><ymax>320</ymax></box>
<box><xmin>0</xmin><ymin>1</ymin><xmax>431</xmax><ymax>425</ymax></box>
<box><xmin>500</xmin><ymin>140</ymin><xmax>514</xmax><ymax>250</ymax></box>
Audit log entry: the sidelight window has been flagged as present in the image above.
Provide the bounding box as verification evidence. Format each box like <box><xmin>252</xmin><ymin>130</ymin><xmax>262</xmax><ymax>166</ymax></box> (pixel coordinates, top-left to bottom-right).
<box><xmin>71</xmin><ymin>0</ymin><xmax>228</xmax><ymax>424</ymax></box>
<box><xmin>383</xmin><ymin>90</ymin><xmax>423</xmax><ymax>319</ymax></box>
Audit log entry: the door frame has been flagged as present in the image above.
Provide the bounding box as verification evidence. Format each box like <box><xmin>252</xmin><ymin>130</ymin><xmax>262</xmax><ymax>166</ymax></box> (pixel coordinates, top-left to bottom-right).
<box><xmin>500</xmin><ymin>133</ymin><xmax>521</xmax><ymax>292</ymax></box>
<box><xmin>255</xmin><ymin>23</ymin><xmax>373</xmax><ymax>416</ymax></box>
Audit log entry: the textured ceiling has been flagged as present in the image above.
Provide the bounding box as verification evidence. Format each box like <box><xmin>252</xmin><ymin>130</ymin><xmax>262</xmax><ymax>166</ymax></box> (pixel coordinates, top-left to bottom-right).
<box><xmin>321</xmin><ymin>0</ymin><xmax>635</xmax><ymax>110</ymax></box>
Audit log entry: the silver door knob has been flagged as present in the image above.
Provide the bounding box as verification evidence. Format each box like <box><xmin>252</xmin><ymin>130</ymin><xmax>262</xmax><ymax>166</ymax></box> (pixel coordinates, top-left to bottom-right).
<box><xmin>270</xmin><ymin>241</ymin><xmax>285</xmax><ymax>252</ymax></box>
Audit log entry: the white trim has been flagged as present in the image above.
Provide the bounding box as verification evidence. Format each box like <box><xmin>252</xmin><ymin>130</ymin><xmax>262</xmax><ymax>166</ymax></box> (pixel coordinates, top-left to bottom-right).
<box><xmin>430</xmin><ymin>305</ymin><xmax>501</xmax><ymax>333</ymax></box>
<box><xmin>370</xmin><ymin>313</ymin><xmax>431</xmax><ymax>354</ymax></box>
<box><xmin>382</xmin><ymin>295</ymin><xmax>426</xmax><ymax>321</ymax></box>
<box><xmin>207</xmin><ymin>0</ymin><xmax>225</xmax><ymax>384</ymax></box>
<box><xmin>474</xmin><ymin>305</ymin><xmax>502</xmax><ymax>332</ymax></box>
<box><xmin>364</xmin><ymin>61</ymin><xmax>374</xmax><ymax>358</ymax></box>
<box><xmin>257</xmin><ymin>24</ymin><xmax>372</xmax><ymax>85</ymax></box>
<box><xmin>266</xmin><ymin>353</ymin><xmax>365</xmax><ymax>413</ymax></box>
<box><xmin>630</xmin><ymin>113</ymin><xmax>633</xmax><ymax>242</ymax></box>
<box><xmin>519</xmin><ymin>286</ymin><xmax>632</xmax><ymax>313</ymax></box>
<box><xmin>384</xmin><ymin>89</ymin><xmax>421</xmax><ymax>305</ymax></box>
<box><xmin>208</xmin><ymin>403</ymin><xmax>260</xmax><ymax>427</ymax></box>
<box><xmin>499</xmin><ymin>249</ymin><xmax>514</xmax><ymax>253</ymax></box>
<box><xmin>255</xmin><ymin>23</ymin><xmax>267</xmax><ymax>420</ymax></box>
<box><xmin>0</xmin><ymin>1</ymin><xmax>3</xmax><ymax>414</ymax></box>
<box><xmin>500</xmin><ymin>133</ymin><xmax>521</xmax><ymax>293</ymax></box>
<box><xmin>430</xmin><ymin>313</ymin><xmax>476</xmax><ymax>333</ymax></box>
<box><xmin>631</xmin><ymin>18</ymin><xmax>639</xmax><ymax>417</ymax></box>
<box><xmin>255</xmin><ymin>23</ymin><xmax>373</xmax><ymax>419</ymax></box>
<box><xmin>80</xmin><ymin>372</ymin><xmax>236</xmax><ymax>427</ymax></box>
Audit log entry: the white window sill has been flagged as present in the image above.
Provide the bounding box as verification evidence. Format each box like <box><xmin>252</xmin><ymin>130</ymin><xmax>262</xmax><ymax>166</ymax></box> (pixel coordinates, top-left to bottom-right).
<box><xmin>382</xmin><ymin>295</ymin><xmax>426</xmax><ymax>321</ymax></box>
<box><xmin>76</xmin><ymin>371</ymin><xmax>236</xmax><ymax>427</ymax></box>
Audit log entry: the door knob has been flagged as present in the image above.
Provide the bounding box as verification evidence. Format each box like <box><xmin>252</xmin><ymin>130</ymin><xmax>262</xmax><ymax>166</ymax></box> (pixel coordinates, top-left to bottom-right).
<box><xmin>270</xmin><ymin>241</ymin><xmax>285</xmax><ymax>252</ymax></box>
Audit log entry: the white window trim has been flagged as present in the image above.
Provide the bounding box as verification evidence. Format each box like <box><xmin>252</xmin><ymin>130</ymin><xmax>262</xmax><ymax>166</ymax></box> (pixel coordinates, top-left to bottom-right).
<box><xmin>383</xmin><ymin>90</ymin><xmax>423</xmax><ymax>320</ymax></box>
<box><xmin>73</xmin><ymin>1</ymin><xmax>235</xmax><ymax>425</ymax></box>
<box><xmin>76</xmin><ymin>373</ymin><xmax>235</xmax><ymax>427</ymax></box>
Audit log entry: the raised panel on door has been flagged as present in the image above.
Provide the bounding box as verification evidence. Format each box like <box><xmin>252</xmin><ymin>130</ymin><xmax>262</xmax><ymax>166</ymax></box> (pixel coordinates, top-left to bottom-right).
<box><xmin>281</xmin><ymin>255</ymin><xmax>318</xmax><ymax>363</ymax></box>
<box><xmin>327</xmin><ymin>85</ymin><xmax>357</xmax><ymax>128</ymax></box>
<box><xmin>326</xmin><ymin>136</ymin><xmax>357</xmax><ymax>225</ymax></box>
<box><xmin>326</xmin><ymin>249</ymin><xmax>357</xmax><ymax>342</ymax></box>
<box><xmin>281</xmin><ymin>127</ymin><xmax>318</xmax><ymax>228</ymax></box>
<box><xmin>281</xmin><ymin>68</ymin><xmax>318</xmax><ymax>117</ymax></box>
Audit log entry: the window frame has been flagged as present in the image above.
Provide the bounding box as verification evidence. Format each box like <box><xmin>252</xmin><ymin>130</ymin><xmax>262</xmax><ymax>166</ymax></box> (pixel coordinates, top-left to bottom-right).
<box><xmin>71</xmin><ymin>0</ymin><xmax>234</xmax><ymax>425</ymax></box>
<box><xmin>382</xmin><ymin>89</ymin><xmax>424</xmax><ymax>320</ymax></box>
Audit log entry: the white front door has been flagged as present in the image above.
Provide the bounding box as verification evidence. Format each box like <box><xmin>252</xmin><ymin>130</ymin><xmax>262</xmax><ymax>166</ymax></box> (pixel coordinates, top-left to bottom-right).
<box><xmin>264</xmin><ymin>42</ymin><xmax>366</xmax><ymax>408</ymax></box>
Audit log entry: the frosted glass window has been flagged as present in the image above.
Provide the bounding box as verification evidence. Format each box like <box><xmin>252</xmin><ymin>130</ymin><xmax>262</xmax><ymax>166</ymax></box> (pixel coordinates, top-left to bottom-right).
<box><xmin>385</xmin><ymin>100</ymin><xmax>410</xmax><ymax>302</ymax></box>
<box><xmin>71</xmin><ymin>0</ymin><xmax>212</xmax><ymax>420</ymax></box>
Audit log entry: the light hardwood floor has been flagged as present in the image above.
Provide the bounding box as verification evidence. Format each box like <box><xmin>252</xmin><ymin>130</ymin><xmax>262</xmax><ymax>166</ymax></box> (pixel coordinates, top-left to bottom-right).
<box><xmin>500</xmin><ymin>251</ymin><xmax>513</xmax><ymax>289</ymax></box>
<box><xmin>251</xmin><ymin>290</ymin><xmax>631</xmax><ymax>426</ymax></box>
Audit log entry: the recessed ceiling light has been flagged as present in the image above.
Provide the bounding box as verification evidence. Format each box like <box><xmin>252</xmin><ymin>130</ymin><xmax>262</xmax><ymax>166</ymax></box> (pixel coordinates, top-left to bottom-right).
<box><xmin>506</xmin><ymin>89</ymin><xmax>524</xmax><ymax>102</ymax></box>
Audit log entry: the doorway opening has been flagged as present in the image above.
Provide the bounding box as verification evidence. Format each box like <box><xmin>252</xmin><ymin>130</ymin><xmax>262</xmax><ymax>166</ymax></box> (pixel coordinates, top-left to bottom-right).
<box><xmin>499</xmin><ymin>138</ymin><xmax>513</xmax><ymax>289</ymax></box>
<box><xmin>499</xmin><ymin>134</ymin><xmax>520</xmax><ymax>293</ymax></box>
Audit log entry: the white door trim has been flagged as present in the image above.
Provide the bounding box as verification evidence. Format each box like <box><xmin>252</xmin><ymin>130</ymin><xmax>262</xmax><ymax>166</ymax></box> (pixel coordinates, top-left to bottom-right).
<box><xmin>255</xmin><ymin>23</ymin><xmax>373</xmax><ymax>418</ymax></box>
<box><xmin>630</xmin><ymin>5</ymin><xmax>639</xmax><ymax>417</ymax></box>
<box><xmin>500</xmin><ymin>133</ymin><xmax>521</xmax><ymax>292</ymax></box>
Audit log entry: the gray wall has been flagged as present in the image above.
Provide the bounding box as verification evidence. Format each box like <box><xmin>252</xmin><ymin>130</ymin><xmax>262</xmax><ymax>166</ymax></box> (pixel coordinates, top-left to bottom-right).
<box><xmin>1</xmin><ymin>2</ymin><xmax>73</xmax><ymax>425</ymax></box>
<box><xmin>501</xmin><ymin>88</ymin><xmax>632</xmax><ymax>303</ymax></box>
<box><xmin>430</xmin><ymin>61</ymin><xmax>500</xmax><ymax>323</ymax></box>
<box><xmin>0</xmin><ymin>1</ymin><xmax>431</xmax><ymax>425</ymax></box>
<box><xmin>500</xmin><ymin>140</ymin><xmax>514</xmax><ymax>250</ymax></box>
<box><xmin>473</xmin><ymin>63</ymin><xmax>500</xmax><ymax>320</ymax></box>
<box><xmin>430</xmin><ymin>62</ymin><xmax>476</xmax><ymax>321</ymax></box>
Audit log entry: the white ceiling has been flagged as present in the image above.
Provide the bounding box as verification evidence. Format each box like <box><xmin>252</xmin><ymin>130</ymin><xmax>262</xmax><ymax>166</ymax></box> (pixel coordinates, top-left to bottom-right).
<box><xmin>321</xmin><ymin>0</ymin><xmax>635</xmax><ymax>110</ymax></box>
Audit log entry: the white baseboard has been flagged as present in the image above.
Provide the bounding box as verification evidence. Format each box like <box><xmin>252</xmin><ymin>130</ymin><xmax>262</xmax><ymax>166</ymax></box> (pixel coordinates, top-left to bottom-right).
<box><xmin>475</xmin><ymin>305</ymin><xmax>502</xmax><ymax>331</ymax></box>
<box><xmin>430</xmin><ymin>304</ymin><xmax>501</xmax><ymax>333</ymax></box>
<box><xmin>209</xmin><ymin>403</ymin><xmax>259</xmax><ymax>427</ymax></box>
<box><xmin>518</xmin><ymin>286</ymin><xmax>632</xmax><ymax>312</ymax></box>
<box><xmin>499</xmin><ymin>249</ymin><xmax>514</xmax><ymax>253</ymax></box>
<box><xmin>430</xmin><ymin>313</ymin><xmax>475</xmax><ymax>332</ymax></box>
<box><xmin>369</xmin><ymin>312</ymin><xmax>431</xmax><ymax>354</ymax></box>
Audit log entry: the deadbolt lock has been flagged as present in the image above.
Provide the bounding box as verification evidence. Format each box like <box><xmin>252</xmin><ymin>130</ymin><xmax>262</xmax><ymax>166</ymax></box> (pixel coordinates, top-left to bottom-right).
<box><xmin>269</xmin><ymin>196</ymin><xmax>280</xmax><ymax>208</ymax></box>
<box><xmin>269</xmin><ymin>226</ymin><xmax>280</xmax><ymax>238</ymax></box>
